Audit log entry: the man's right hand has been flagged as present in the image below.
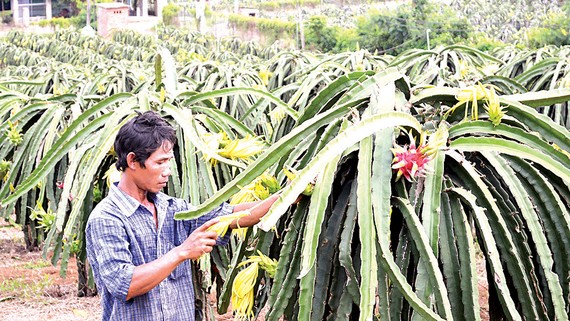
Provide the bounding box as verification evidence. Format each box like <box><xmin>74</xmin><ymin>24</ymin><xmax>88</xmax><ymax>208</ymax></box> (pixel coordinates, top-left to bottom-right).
<box><xmin>178</xmin><ymin>218</ymin><xmax>220</xmax><ymax>260</ymax></box>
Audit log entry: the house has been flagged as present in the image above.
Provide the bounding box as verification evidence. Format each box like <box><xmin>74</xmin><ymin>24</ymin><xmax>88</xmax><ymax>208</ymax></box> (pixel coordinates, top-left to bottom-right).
<box><xmin>9</xmin><ymin>0</ymin><xmax>166</xmax><ymax>26</ymax></box>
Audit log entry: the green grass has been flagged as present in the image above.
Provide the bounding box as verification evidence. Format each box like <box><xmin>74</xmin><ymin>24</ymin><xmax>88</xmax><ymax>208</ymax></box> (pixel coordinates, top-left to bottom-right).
<box><xmin>0</xmin><ymin>275</ymin><xmax>53</xmax><ymax>298</ymax></box>
<box><xmin>23</xmin><ymin>259</ymin><xmax>51</xmax><ymax>269</ymax></box>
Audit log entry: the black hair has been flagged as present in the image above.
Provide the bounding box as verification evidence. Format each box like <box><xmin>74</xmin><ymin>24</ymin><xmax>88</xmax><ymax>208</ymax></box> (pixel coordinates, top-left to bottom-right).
<box><xmin>114</xmin><ymin>111</ymin><xmax>176</xmax><ymax>171</ymax></box>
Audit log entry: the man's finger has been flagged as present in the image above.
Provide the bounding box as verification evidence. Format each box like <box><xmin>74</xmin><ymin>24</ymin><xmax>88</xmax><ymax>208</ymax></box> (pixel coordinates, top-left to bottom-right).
<box><xmin>196</xmin><ymin>218</ymin><xmax>220</xmax><ymax>232</ymax></box>
<box><xmin>203</xmin><ymin>231</ymin><xmax>219</xmax><ymax>240</ymax></box>
<box><xmin>203</xmin><ymin>238</ymin><xmax>217</xmax><ymax>246</ymax></box>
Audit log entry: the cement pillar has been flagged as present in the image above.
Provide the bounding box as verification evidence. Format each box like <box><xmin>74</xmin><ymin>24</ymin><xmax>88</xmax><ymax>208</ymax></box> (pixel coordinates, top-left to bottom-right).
<box><xmin>141</xmin><ymin>0</ymin><xmax>148</xmax><ymax>17</ymax></box>
<box><xmin>156</xmin><ymin>0</ymin><xmax>165</xmax><ymax>18</ymax></box>
<box><xmin>11</xmin><ymin>0</ymin><xmax>19</xmax><ymax>25</ymax></box>
<box><xmin>46</xmin><ymin>0</ymin><xmax>52</xmax><ymax>19</ymax></box>
<box><xmin>196</xmin><ymin>0</ymin><xmax>205</xmax><ymax>33</ymax></box>
<box><xmin>22</xmin><ymin>5</ymin><xmax>29</xmax><ymax>26</ymax></box>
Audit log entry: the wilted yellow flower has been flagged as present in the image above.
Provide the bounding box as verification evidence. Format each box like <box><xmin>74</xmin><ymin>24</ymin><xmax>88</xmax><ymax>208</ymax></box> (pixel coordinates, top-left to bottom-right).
<box><xmin>483</xmin><ymin>86</ymin><xmax>505</xmax><ymax>126</ymax></box>
<box><xmin>230</xmin><ymin>183</ymin><xmax>258</xmax><ymax>205</ymax></box>
<box><xmin>455</xmin><ymin>83</ymin><xmax>487</xmax><ymax>120</ymax></box>
<box><xmin>283</xmin><ymin>167</ymin><xmax>314</xmax><ymax>196</ymax></box>
<box><xmin>232</xmin><ymin>227</ymin><xmax>249</xmax><ymax>240</ymax></box>
<box><xmin>445</xmin><ymin>83</ymin><xmax>502</xmax><ymax>123</ymax></box>
<box><xmin>207</xmin><ymin>211</ymin><xmax>250</xmax><ymax>238</ymax></box>
<box><xmin>197</xmin><ymin>211</ymin><xmax>251</xmax><ymax>266</ymax></box>
<box><xmin>5</xmin><ymin>121</ymin><xmax>23</xmax><ymax>146</ymax></box>
<box><xmin>243</xmin><ymin>251</ymin><xmax>278</xmax><ymax>278</ymax></box>
<box><xmin>458</xmin><ymin>60</ymin><xmax>470</xmax><ymax>78</ymax></box>
<box><xmin>231</xmin><ymin>251</ymin><xmax>278</xmax><ymax>320</ymax></box>
<box><xmin>159</xmin><ymin>87</ymin><xmax>166</xmax><ymax>103</ymax></box>
<box><xmin>200</xmin><ymin>131</ymin><xmax>224</xmax><ymax>166</ymax></box>
<box><xmin>420</xmin><ymin>125</ymin><xmax>449</xmax><ymax>157</ymax></box>
<box><xmin>269</xmin><ymin>105</ymin><xmax>286</xmax><ymax>124</ymax></box>
<box><xmin>219</xmin><ymin>135</ymin><xmax>265</xmax><ymax>161</ymax></box>
<box><xmin>258</xmin><ymin>69</ymin><xmax>273</xmax><ymax>86</ymax></box>
<box><xmin>258</xmin><ymin>173</ymin><xmax>280</xmax><ymax>194</ymax></box>
<box><xmin>97</xmin><ymin>83</ymin><xmax>105</xmax><ymax>94</ymax></box>
<box><xmin>230</xmin><ymin>173</ymin><xmax>281</xmax><ymax>205</ymax></box>
<box><xmin>0</xmin><ymin>159</ymin><xmax>11</xmax><ymax>181</ymax></box>
<box><xmin>232</xmin><ymin>261</ymin><xmax>258</xmax><ymax>321</ymax></box>
<box><xmin>228</xmin><ymin>173</ymin><xmax>280</xmax><ymax>239</ymax></box>
<box><xmin>253</xmin><ymin>180</ymin><xmax>270</xmax><ymax>200</ymax></box>
<box><xmin>30</xmin><ymin>201</ymin><xmax>55</xmax><ymax>231</ymax></box>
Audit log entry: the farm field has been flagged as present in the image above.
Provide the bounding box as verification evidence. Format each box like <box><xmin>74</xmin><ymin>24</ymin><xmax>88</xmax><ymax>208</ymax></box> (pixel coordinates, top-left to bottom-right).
<box><xmin>0</xmin><ymin>223</ymin><xmax>101</xmax><ymax>321</ymax></box>
<box><xmin>0</xmin><ymin>2</ymin><xmax>569</xmax><ymax>319</ymax></box>
<box><xmin>0</xmin><ymin>221</ymin><xmax>490</xmax><ymax>320</ymax></box>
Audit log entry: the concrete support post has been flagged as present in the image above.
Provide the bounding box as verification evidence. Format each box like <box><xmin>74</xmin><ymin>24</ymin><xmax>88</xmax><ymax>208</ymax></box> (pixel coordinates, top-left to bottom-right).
<box><xmin>11</xmin><ymin>0</ymin><xmax>19</xmax><ymax>25</ymax></box>
<box><xmin>141</xmin><ymin>0</ymin><xmax>148</xmax><ymax>17</ymax></box>
<box><xmin>156</xmin><ymin>0</ymin><xmax>165</xmax><ymax>19</ymax></box>
<box><xmin>46</xmin><ymin>0</ymin><xmax>52</xmax><ymax>19</ymax></box>
<box><xmin>22</xmin><ymin>5</ymin><xmax>29</xmax><ymax>26</ymax></box>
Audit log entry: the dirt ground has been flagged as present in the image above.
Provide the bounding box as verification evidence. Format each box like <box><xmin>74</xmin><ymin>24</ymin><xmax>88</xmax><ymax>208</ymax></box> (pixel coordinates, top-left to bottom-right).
<box><xmin>0</xmin><ymin>221</ymin><xmax>238</xmax><ymax>321</ymax></box>
<box><xmin>0</xmin><ymin>222</ymin><xmax>100</xmax><ymax>321</ymax></box>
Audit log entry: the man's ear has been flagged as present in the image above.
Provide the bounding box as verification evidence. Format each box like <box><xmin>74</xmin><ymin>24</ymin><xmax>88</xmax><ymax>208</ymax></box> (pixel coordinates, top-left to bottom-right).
<box><xmin>126</xmin><ymin>152</ymin><xmax>138</xmax><ymax>170</ymax></box>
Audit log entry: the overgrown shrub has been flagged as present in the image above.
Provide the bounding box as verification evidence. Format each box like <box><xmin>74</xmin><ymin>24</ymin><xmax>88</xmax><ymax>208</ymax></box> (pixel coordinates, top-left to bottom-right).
<box><xmin>1</xmin><ymin>10</ymin><xmax>12</xmax><ymax>24</ymax></box>
<box><xmin>257</xmin><ymin>0</ymin><xmax>320</xmax><ymax>11</ymax></box>
<box><xmin>355</xmin><ymin>3</ymin><xmax>472</xmax><ymax>54</ymax></box>
<box><xmin>304</xmin><ymin>16</ymin><xmax>337</xmax><ymax>52</ymax></box>
<box><xmin>333</xmin><ymin>27</ymin><xmax>358</xmax><ymax>52</ymax></box>
<box><xmin>163</xmin><ymin>2</ymin><xmax>181</xmax><ymax>26</ymax></box>
<box><xmin>526</xmin><ymin>11</ymin><xmax>570</xmax><ymax>48</ymax></box>
<box><xmin>36</xmin><ymin>17</ymin><xmax>72</xmax><ymax>30</ymax></box>
<box><xmin>466</xmin><ymin>33</ymin><xmax>506</xmax><ymax>52</ymax></box>
<box><xmin>228</xmin><ymin>14</ymin><xmax>296</xmax><ymax>43</ymax></box>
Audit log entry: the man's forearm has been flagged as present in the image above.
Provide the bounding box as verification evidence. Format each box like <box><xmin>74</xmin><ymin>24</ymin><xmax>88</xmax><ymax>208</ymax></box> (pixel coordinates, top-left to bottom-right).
<box><xmin>126</xmin><ymin>247</ymin><xmax>185</xmax><ymax>300</ymax></box>
<box><xmin>230</xmin><ymin>193</ymin><xmax>280</xmax><ymax>228</ymax></box>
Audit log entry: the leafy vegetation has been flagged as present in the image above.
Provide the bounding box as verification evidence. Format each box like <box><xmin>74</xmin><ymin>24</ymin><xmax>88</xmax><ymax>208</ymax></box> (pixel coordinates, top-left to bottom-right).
<box><xmin>450</xmin><ymin>0</ymin><xmax>564</xmax><ymax>43</ymax></box>
<box><xmin>228</xmin><ymin>14</ymin><xmax>297</xmax><ymax>44</ymax></box>
<box><xmin>162</xmin><ymin>3</ymin><xmax>182</xmax><ymax>26</ymax></box>
<box><xmin>0</xmin><ymin>17</ymin><xmax>569</xmax><ymax>321</ymax></box>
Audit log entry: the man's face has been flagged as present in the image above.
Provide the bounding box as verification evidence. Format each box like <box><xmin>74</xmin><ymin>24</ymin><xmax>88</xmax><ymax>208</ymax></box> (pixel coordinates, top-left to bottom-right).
<box><xmin>132</xmin><ymin>141</ymin><xmax>174</xmax><ymax>193</ymax></box>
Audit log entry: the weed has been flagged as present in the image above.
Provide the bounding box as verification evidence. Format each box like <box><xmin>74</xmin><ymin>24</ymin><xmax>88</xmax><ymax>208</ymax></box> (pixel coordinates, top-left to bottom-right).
<box><xmin>23</xmin><ymin>259</ymin><xmax>51</xmax><ymax>269</ymax></box>
<box><xmin>0</xmin><ymin>274</ymin><xmax>53</xmax><ymax>298</ymax></box>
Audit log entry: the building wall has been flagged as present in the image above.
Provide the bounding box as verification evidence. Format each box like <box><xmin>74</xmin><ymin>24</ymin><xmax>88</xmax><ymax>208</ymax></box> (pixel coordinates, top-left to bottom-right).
<box><xmin>11</xmin><ymin>0</ymin><xmax>52</xmax><ymax>25</ymax></box>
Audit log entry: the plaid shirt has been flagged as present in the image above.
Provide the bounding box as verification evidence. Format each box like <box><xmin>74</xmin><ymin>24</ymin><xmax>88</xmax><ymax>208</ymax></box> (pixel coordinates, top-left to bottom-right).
<box><xmin>86</xmin><ymin>184</ymin><xmax>232</xmax><ymax>321</ymax></box>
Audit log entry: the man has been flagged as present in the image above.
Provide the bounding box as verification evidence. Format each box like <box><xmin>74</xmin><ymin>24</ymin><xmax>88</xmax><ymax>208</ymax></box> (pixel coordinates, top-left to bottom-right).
<box><xmin>86</xmin><ymin>111</ymin><xmax>281</xmax><ymax>321</ymax></box>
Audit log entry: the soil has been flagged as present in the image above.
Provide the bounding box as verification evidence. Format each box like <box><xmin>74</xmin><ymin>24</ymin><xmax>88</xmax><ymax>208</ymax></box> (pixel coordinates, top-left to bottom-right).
<box><xmin>0</xmin><ymin>220</ymin><xmax>235</xmax><ymax>321</ymax></box>
<box><xmin>0</xmin><ymin>220</ymin><xmax>488</xmax><ymax>321</ymax></box>
<box><xmin>0</xmin><ymin>222</ymin><xmax>100</xmax><ymax>321</ymax></box>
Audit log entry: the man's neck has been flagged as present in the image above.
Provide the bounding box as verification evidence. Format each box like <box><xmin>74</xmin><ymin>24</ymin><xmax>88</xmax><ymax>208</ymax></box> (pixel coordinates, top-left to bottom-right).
<box><xmin>117</xmin><ymin>178</ymin><xmax>148</xmax><ymax>205</ymax></box>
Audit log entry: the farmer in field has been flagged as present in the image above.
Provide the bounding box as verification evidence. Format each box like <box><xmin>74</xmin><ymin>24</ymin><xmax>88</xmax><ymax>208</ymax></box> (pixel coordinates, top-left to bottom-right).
<box><xmin>85</xmin><ymin>111</ymin><xmax>280</xmax><ymax>321</ymax></box>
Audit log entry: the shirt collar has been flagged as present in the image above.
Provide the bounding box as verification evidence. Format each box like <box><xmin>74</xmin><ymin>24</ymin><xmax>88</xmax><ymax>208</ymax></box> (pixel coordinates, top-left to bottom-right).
<box><xmin>109</xmin><ymin>183</ymin><xmax>174</xmax><ymax>217</ymax></box>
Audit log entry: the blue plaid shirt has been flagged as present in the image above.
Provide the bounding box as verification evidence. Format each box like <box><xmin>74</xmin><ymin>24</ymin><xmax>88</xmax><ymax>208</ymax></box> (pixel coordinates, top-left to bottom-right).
<box><xmin>86</xmin><ymin>184</ymin><xmax>233</xmax><ymax>321</ymax></box>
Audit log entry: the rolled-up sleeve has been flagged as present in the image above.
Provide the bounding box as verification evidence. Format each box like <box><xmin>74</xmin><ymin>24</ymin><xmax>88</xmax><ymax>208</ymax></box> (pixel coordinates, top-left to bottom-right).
<box><xmin>86</xmin><ymin>217</ymin><xmax>135</xmax><ymax>302</ymax></box>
